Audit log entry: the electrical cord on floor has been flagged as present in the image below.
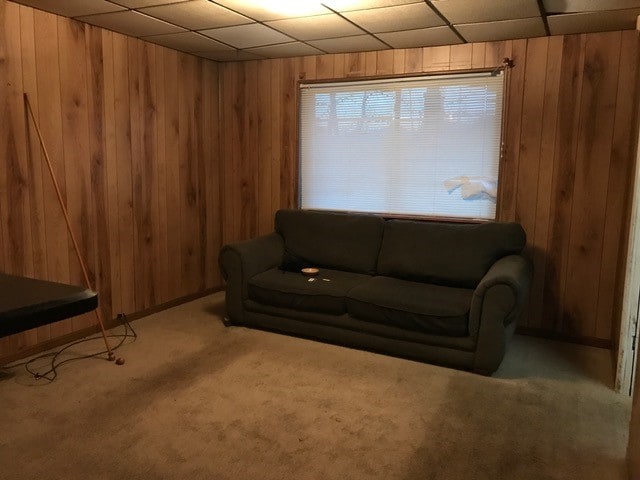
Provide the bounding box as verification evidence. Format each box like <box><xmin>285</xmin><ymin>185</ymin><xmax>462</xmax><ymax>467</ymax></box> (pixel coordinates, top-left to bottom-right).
<box><xmin>3</xmin><ymin>313</ymin><xmax>137</xmax><ymax>383</ymax></box>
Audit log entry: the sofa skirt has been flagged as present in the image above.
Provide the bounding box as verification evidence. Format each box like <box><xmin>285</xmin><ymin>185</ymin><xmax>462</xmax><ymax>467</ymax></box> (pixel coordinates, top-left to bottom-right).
<box><xmin>239</xmin><ymin>301</ymin><xmax>478</xmax><ymax>371</ymax></box>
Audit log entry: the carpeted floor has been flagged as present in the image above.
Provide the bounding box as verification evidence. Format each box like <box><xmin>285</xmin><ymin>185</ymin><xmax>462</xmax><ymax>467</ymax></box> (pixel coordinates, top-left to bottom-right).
<box><xmin>0</xmin><ymin>292</ymin><xmax>631</xmax><ymax>480</ymax></box>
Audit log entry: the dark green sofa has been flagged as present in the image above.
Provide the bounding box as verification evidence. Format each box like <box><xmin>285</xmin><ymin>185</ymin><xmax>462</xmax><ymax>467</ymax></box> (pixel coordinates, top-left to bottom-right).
<box><xmin>219</xmin><ymin>209</ymin><xmax>532</xmax><ymax>374</ymax></box>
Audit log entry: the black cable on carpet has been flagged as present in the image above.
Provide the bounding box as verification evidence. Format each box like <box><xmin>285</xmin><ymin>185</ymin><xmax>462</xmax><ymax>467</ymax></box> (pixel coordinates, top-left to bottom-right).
<box><xmin>3</xmin><ymin>314</ymin><xmax>137</xmax><ymax>383</ymax></box>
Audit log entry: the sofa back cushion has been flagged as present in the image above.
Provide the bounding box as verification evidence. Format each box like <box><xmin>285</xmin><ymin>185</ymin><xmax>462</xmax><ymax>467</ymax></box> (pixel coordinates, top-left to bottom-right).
<box><xmin>275</xmin><ymin>209</ymin><xmax>385</xmax><ymax>275</ymax></box>
<box><xmin>377</xmin><ymin>220</ymin><xmax>526</xmax><ymax>288</ymax></box>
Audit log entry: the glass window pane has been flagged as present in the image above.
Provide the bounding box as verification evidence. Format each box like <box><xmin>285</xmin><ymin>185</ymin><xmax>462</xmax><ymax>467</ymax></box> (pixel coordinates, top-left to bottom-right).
<box><xmin>299</xmin><ymin>72</ymin><xmax>505</xmax><ymax>220</ymax></box>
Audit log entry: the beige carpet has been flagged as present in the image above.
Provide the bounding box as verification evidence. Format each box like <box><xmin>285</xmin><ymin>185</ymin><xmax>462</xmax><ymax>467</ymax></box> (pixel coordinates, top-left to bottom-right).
<box><xmin>0</xmin><ymin>292</ymin><xmax>631</xmax><ymax>480</ymax></box>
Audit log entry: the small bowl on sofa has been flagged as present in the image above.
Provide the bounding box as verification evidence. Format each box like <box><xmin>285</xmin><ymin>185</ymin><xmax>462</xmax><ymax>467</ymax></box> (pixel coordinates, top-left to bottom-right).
<box><xmin>301</xmin><ymin>267</ymin><xmax>319</xmax><ymax>276</ymax></box>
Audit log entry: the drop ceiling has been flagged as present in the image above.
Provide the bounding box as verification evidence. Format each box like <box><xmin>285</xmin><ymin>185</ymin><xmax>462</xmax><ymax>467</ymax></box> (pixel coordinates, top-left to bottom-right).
<box><xmin>11</xmin><ymin>0</ymin><xmax>640</xmax><ymax>61</ymax></box>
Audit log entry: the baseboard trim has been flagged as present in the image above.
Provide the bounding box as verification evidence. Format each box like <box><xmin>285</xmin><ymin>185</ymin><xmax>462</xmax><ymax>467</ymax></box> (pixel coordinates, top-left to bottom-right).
<box><xmin>0</xmin><ymin>286</ymin><xmax>223</xmax><ymax>366</ymax></box>
<box><xmin>119</xmin><ymin>286</ymin><xmax>223</xmax><ymax>323</ymax></box>
<box><xmin>516</xmin><ymin>326</ymin><xmax>612</xmax><ymax>349</ymax></box>
<box><xmin>3</xmin><ymin>293</ymin><xmax>610</xmax><ymax>365</ymax></box>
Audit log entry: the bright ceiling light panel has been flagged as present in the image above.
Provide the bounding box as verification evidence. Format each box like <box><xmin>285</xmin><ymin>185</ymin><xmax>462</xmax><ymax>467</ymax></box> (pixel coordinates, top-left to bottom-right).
<box><xmin>261</xmin><ymin>0</ymin><xmax>326</xmax><ymax>16</ymax></box>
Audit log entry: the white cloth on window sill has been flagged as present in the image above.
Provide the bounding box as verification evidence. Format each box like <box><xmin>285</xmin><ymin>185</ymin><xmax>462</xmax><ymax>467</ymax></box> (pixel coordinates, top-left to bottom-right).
<box><xmin>444</xmin><ymin>176</ymin><xmax>497</xmax><ymax>201</ymax></box>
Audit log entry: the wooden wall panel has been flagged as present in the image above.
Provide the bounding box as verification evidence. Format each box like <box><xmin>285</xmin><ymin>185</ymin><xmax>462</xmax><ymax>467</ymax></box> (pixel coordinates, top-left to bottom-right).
<box><xmin>19</xmin><ymin>7</ymin><xmax>44</xmax><ymax>349</ymax></box>
<box><xmin>59</xmin><ymin>18</ymin><xmax>95</xmax><ymax>334</ymax></box>
<box><xmin>391</xmin><ymin>49</ymin><xmax>403</xmax><ymax>74</ymax></box>
<box><xmin>423</xmin><ymin>45</ymin><xmax>450</xmax><ymax>72</ymax></box>
<box><xmin>163</xmin><ymin>48</ymin><xmax>182</xmax><ymax>304</ymax></box>
<box><xmin>257</xmin><ymin>60</ymin><xmax>273</xmax><ymax>236</ymax></box>
<box><xmin>499</xmin><ymin>39</ymin><xmax>524</xmax><ymax>223</ymax></box>
<box><xmin>0</xmin><ymin>2</ymin><xmax>222</xmax><ymax>361</ymax></box>
<box><xmin>1</xmin><ymin>1</ymin><xmax>32</xmax><ymax>280</ymax></box>
<box><xmin>218</xmin><ymin>31</ymin><xmax>640</xmax><ymax>346</ymax></box>
<box><xmin>239</xmin><ymin>60</ymin><xmax>258</xmax><ymax>240</ymax></box>
<box><xmin>270</xmin><ymin>60</ymin><xmax>283</xmax><ymax>221</ymax></box>
<box><xmin>0</xmin><ymin>0</ymin><xmax>32</xmax><ymax>356</ymax></box>
<box><xmin>346</xmin><ymin>52</ymin><xmax>365</xmax><ymax>77</ymax></box>
<box><xmin>153</xmin><ymin>45</ymin><xmax>169</xmax><ymax>304</ymax></box>
<box><xmin>220</xmin><ymin>62</ymin><xmax>236</xmax><ymax>243</ymax></box>
<box><xmin>543</xmin><ymin>34</ymin><xmax>585</xmax><ymax>334</ymax></box>
<box><xmin>404</xmin><ymin>48</ymin><xmax>422</xmax><ymax>73</ymax></box>
<box><xmin>376</xmin><ymin>50</ymin><xmax>394</xmax><ymax>75</ymax></box>
<box><xmin>112</xmin><ymin>33</ymin><xmax>136</xmax><ymax>316</ymax></box>
<box><xmin>202</xmin><ymin>59</ymin><xmax>221</xmax><ymax>287</ymax></box>
<box><xmin>281</xmin><ymin>59</ymin><xmax>297</xmax><ymax>211</ymax></box>
<box><xmin>101</xmin><ymin>29</ymin><xmax>122</xmax><ymax>316</ymax></box>
<box><xmin>529</xmin><ymin>36</ymin><xmax>563</xmax><ymax>332</ymax></box>
<box><xmin>450</xmin><ymin>44</ymin><xmax>472</xmax><ymax>70</ymax></box>
<box><xmin>85</xmin><ymin>23</ymin><xmax>113</xmax><ymax>326</ymax></box>
<box><xmin>564</xmin><ymin>33</ymin><xmax>622</xmax><ymax>338</ymax></box>
<box><xmin>610</xmin><ymin>33</ymin><xmax>640</xmax><ymax>357</ymax></box>
<box><xmin>20</xmin><ymin>7</ymin><xmax>44</xmax><ymax>285</ymax></box>
<box><xmin>471</xmin><ymin>43</ymin><xmax>485</xmax><ymax>69</ymax></box>
<box><xmin>316</xmin><ymin>54</ymin><xmax>333</xmax><ymax>79</ymax></box>
<box><xmin>2</xmin><ymin>1</ymin><xmax>638</xmax><ymax>358</ymax></box>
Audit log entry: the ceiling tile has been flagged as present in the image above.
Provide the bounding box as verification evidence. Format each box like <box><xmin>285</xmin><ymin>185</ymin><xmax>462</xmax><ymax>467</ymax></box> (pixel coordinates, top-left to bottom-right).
<box><xmin>139</xmin><ymin>0</ymin><xmax>251</xmax><ymax>30</ymax></box>
<box><xmin>194</xmin><ymin>50</ymin><xmax>264</xmax><ymax>61</ymax></box>
<box><xmin>16</xmin><ymin>0</ymin><xmax>125</xmax><ymax>17</ymax></box>
<box><xmin>341</xmin><ymin>3</ymin><xmax>444</xmax><ymax>33</ymax></box>
<box><xmin>110</xmin><ymin>0</ymin><xmax>185</xmax><ymax>7</ymax></box>
<box><xmin>548</xmin><ymin>8</ymin><xmax>640</xmax><ymax>34</ymax></box>
<box><xmin>15</xmin><ymin>0</ymin><xmax>640</xmax><ymax>62</ymax></box>
<box><xmin>456</xmin><ymin>17</ymin><xmax>546</xmax><ymax>42</ymax></box>
<box><xmin>323</xmin><ymin>0</ymin><xmax>422</xmax><ymax>12</ymax></box>
<box><xmin>377</xmin><ymin>26</ymin><xmax>461</xmax><ymax>48</ymax></box>
<box><xmin>266</xmin><ymin>14</ymin><xmax>363</xmax><ymax>41</ymax></box>
<box><xmin>431</xmin><ymin>0</ymin><xmax>540</xmax><ymax>24</ymax></box>
<box><xmin>543</xmin><ymin>0</ymin><xmax>640</xmax><ymax>13</ymax></box>
<box><xmin>200</xmin><ymin>24</ymin><xmax>293</xmax><ymax>49</ymax></box>
<box><xmin>143</xmin><ymin>32</ymin><xmax>232</xmax><ymax>52</ymax></box>
<box><xmin>308</xmin><ymin>34</ymin><xmax>388</xmax><ymax>53</ymax></box>
<box><xmin>77</xmin><ymin>11</ymin><xmax>185</xmax><ymax>37</ymax></box>
<box><xmin>246</xmin><ymin>42</ymin><xmax>323</xmax><ymax>58</ymax></box>
<box><xmin>211</xmin><ymin>0</ymin><xmax>332</xmax><ymax>21</ymax></box>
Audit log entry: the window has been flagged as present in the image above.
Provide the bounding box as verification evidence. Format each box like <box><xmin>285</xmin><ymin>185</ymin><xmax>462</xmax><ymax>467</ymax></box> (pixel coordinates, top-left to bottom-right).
<box><xmin>298</xmin><ymin>71</ymin><xmax>505</xmax><ymax>220</ymax></box>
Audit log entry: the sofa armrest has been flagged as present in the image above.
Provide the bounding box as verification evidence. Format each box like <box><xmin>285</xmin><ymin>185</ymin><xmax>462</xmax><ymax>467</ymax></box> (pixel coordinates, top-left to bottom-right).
<box><xmin>473</xmin><ymin>255</ymin><xmax>532</xmax><ymax>325</ymax></box>
<box><xmin>219</xmin><ymin>233</ymin><xmax>284</xmax><ymax>323</ymax></box>
<box><xmin>469</xmin><ymin>255</ymin><xmax>532</xmax><ymax>373</ymax></box>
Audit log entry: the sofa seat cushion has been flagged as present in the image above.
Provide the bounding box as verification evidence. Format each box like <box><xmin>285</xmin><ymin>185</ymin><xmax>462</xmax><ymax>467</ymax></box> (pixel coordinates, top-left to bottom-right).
<box><xmin>346</xmin><ymin>276</ymin><xmax>473</xmax><ymax>337</ymax></box>
<box><xmin>248</xmin><ymin>268</ymin><xmax>371</xmax><ymax>315</ymax></box>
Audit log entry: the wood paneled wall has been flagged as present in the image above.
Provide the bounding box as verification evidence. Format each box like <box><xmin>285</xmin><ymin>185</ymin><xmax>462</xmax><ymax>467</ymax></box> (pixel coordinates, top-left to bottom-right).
<box><xmin>219</xmin><ymin>32</ymin><xmax>640</xmax><ymax>346</ymax></box>
<box><xmin>1</xmin><ymin>0</ymin><xmax>637</xmax><ymax>358</ymax></box>
<box><xmin>0</xmin><ymin>1</ymin><xmax>222</xmax><ymax>360</ymax></box>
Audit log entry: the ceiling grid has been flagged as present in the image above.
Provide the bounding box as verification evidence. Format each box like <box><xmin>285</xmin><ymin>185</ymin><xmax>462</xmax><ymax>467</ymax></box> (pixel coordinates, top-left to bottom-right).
<box><xmin>12</xmin><ymin>0</ymin><xmax>640</xmax><ymax>61</ymax></box>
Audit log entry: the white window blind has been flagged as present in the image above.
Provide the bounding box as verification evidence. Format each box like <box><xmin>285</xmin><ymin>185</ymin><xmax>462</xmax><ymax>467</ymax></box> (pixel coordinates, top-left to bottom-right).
<box><xmin>299</xmin><ymin>71</ymin><xmax>505</xmax><ymax>220</ymax></box>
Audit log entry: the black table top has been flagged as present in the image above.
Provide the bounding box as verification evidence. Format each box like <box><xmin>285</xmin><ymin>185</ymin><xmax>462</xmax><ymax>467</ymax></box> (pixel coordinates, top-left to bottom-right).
<box><xmin>0</xmin><ymin>273</ymin><xmax>98</xmax><ymax>338</ymax></box>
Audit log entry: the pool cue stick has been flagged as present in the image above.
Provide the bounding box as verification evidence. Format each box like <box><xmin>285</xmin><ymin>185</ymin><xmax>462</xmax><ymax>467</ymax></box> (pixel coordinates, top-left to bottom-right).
<box><xmin>23</xmin><ymin>93</ymin><xmax>123</xmax><ymax>365</ymax></box>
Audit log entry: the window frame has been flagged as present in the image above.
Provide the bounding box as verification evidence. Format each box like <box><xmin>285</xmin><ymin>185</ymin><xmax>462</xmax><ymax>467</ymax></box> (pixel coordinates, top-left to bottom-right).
<box><xmin>295</xmin><ymin>67</ymin><xmax>511</xmax><ymax>224</ymax></box>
